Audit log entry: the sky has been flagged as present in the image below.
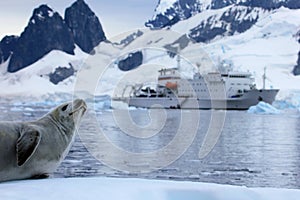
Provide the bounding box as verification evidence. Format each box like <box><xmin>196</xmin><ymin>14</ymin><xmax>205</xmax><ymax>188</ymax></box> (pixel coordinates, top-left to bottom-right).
<box><xmin>0</xmin><ymin>0</ymin><xmax>158</xmax><ymax>39</ymax></box>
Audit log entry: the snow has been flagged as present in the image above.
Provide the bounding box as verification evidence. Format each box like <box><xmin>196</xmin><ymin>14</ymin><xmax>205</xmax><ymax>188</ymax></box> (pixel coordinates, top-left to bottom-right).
<box><xmin>0</xmin><ymin>46</ymin><xmax>88</xmax><ymax>98</ymax></box>
<box><xmin>171</xmin><ymin>6</ymin><xmax>300</xmax><ymax>90</ymax></box>
<box><xmin>0</xmin><ymin>177</ymin><xmax>300</xmax><ymax>200</ymax></box>
<box><xmin>154</xmin><ymin>0</ymin><xmax>177</xmax><ymax>16</ymax></box>
<box><xmin>172</xmin><ymin>6</ymin><xmax>228</xmax><ymax>33</ymax></box>
<box><xmin>37</xmin><ymin>12</ymin><xmax>45</xmax><ymax>20</ymax></box>
<box><xmin>153</xmin><ymin>0</ymin><xmax>213</xmax><ymax>20</ymax></box>
<box><xmin>200</xmin><ymin>0</ymin><xmax>213</xmax><ymax>10</ymax></box>
<box><xmin>202</xmin><ymin>8</ymin><xmax>300</xmax><ymax>90</ymax></box>
<box><xmin>247</xmin><ymin>101</ymin><xmax>281</xmax><ymax>114</ymax></box>
<box><xmin>74</xmin><ymin>29</ymin><xmax>194</xmax><ymax>98</ymax></box>
<box><xmin>48</xmin><ymin>10</ymin><xmax>54</xmax><ymax>17</ymax></box>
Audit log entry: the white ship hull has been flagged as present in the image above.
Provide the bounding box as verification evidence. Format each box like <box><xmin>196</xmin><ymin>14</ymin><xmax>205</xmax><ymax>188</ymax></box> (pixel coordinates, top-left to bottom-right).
<box><xmin>127</xmin><ymin>89</ymin><xmax>279</xmax><ymax>110</ymax></box>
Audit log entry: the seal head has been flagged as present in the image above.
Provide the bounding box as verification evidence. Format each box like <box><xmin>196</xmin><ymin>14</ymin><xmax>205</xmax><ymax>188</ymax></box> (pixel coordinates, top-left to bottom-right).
<box><xmin>47</xmin><ymin>98</ymin><xmax>87</xmax><ymax>137</ymax></box>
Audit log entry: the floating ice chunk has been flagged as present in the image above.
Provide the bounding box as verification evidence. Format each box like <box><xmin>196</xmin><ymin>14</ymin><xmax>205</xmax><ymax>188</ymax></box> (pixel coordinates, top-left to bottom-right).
<box><xmin>10</xmin><ymin>107</ymin><xmax>24</xmax><ymax>112</ymax></box>
<box><xmin>247</xmin><ymin>101</ymin><xmax>280</xmax><ymax>114</ymax></box>
<box><xmin>24</xmin><ymin>107</ymin><xmax>35</xmax><ymax>112</ymax></box>
<box><xmin>93</xmin><ymin>95</ymin><xmax>112</xmax><ymax>110</ymax></box>
<box><xmin>23</xmin><ymin>113</ymin><xmax>33</xmax><ymax>116</ymax></box>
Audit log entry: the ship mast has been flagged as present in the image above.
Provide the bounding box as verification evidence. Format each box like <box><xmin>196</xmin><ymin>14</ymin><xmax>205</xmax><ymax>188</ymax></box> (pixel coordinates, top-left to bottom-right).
<box><xmin>176</xmin><ymin>53</ymin><xmax>181</xmax><ymax>70</ymax></box>
<box><xmin>176</xmin><ymin>45</ymin><xmax>181</xmax><ymax>70</ymax></box>
<box><xmin>263</xmin><ymin>67</ymin><xmax>266</xmax><ymax>89</ymax></box>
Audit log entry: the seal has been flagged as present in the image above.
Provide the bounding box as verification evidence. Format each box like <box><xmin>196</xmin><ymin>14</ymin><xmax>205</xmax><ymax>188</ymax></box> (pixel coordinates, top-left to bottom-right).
<box><xmin>0</xmin><ymin>98</ymin><xmax>87</xmax><ymax>182</ymax></box>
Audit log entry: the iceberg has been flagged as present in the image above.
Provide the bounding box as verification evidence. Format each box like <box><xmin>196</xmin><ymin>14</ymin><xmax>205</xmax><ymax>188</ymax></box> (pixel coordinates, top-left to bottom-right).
<box><xmin>273</xmin><ymin>90</ymin><xmax>300</xmax><ymax>111</ymax></box>
<box><xmin>247</xmin><ymin>101</ymin><xmax>280</xmax><ymax>114</ymax></box>
<box><xmin>93</xmin><ymin>95</ymin><xmax>112</xmax><ymax>110</ymax></box>
<box><xmin>0</xmin><ymin>177</ymin><xmax>299</xmax><ymax>200</ymax></box>
<box><xmin>273</xmin><ymin>100</ymin><xmax>297</xmax><ymax>110</ymax></box>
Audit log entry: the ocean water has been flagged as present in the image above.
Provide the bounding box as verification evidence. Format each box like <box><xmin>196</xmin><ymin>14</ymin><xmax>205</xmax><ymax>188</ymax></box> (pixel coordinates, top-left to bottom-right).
<box><xmin>1</xmin><ymin>101</ymin><xmax>299</xmax><ymax>189</ymax></box>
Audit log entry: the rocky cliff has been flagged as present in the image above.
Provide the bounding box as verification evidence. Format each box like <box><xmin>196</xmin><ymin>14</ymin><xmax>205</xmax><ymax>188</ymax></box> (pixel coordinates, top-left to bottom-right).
<box><xmin>8</xmin><ymin>5</ymin><xmax>75</xmax><ymax>72</ymax></box>
<box><xmin>0</xmin><ymin>0</ymin><xmax>106</xmax><ymax>73</ymax></box>
<box><xmin>65</xmin><ymin>0</ymin><xmax>106</xmax><ymax>54</ymax></box>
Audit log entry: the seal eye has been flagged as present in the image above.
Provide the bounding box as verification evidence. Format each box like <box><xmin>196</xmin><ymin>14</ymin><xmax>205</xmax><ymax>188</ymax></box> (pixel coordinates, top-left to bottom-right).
<box><xmin>61</xmin><ymin>105</ymin><xmax>68</xmax><ymax>111</ymax></box>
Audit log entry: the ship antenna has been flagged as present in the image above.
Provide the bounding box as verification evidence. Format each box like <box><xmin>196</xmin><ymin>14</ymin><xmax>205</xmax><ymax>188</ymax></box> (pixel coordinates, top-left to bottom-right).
<box><xmin>263</xmin><ymin>67</ymin><xmax>266</xmax><ymax>89</ymax></box>
<box><xmin>176</xmin><ymin>52</ymin><xmax>181</xmax><ymax>70</ymax></box>
<box><xmin>196</xmin><ymin>62</ymin><xmax>201</xmax><ymax>72</ymax></box>
<box><xmin>176</xmin><ymin>46</ymin><xmax>181</xmax><ymax>70</ymax></box>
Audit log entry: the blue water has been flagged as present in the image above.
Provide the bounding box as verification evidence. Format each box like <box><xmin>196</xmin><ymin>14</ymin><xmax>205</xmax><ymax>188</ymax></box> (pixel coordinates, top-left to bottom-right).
<box><xmin>1</xmin><ymin>102</ymin><xmax>300</xmax><ymax>189</ymax></box>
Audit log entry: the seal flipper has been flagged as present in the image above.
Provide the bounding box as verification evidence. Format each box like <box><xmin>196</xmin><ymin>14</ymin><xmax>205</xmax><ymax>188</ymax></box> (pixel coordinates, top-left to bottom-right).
<box><xmin>16</xmin><ymin>130</ymin><xmax>41</xmax><ymax>166</ymax></box>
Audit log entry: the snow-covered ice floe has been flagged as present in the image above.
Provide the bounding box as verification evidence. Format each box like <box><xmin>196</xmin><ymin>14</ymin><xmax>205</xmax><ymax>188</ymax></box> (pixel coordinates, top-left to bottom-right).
<box><xmin>247</xmin><ymin>101</ymin><xmax>281</xmax><ymax>114</ymax></box>
<box><xmin>0</xmin><ymin>177</ymin><xmax>299</xmax><ymax>200</ymax></box>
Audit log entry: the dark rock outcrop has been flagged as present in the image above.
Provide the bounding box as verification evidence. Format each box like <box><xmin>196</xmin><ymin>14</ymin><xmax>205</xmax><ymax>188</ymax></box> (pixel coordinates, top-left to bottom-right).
<box><xmin>8</xmin><ymin>5</ymin><xmax>75</xmax><ymax>72</ymax></box>
<box><xmin>118</xmin><ymin>51</ymin><xmax>143</xmax><ymax>71</ymax></box>
<box><xmin>65</xmin><ymin>0</ymin><xmax>106</xmax><ymax>53</ymax></box>
<box><xmin>147</xmin><ymin>0</ymin><xmax>300</xmax><ymax>30</ymax></box>
<box><xmin>285</xmin><ymin>0</ymin><xmax>300</xmax><ymax>9</ymax></box>
<box><xmin>292</xmin><ymin>52</ymin><xmax>300</xmax><ymax>75</ymax></box>
<box><xmin>49</xmin><ymin>64</ymin><xmax>75</xmax><ymax>85</ymax></box>
<box><xmin>146</xmin><ymin>0</ymin><xmax>201</xmax><ymax>29</ymax></box>
<box><xmin>293</xmin><ymin>31</ymin><xmax>300</xmax><ymax>76</ymax></box>
<box><xmin>211</xmin><ymin>0</ymin><xmax>236</xmax><ymax>9</ymax></box>
<box><xmin>189</xmin><ymin>16</ymin><xmax>227</xmax><ymax>43</ymax></box>
<box><xmin>189</xmin><ymin>6</ymin><xmax>259</xmax><ymax>43</ymax></box>
<box><xmin>164</xmin><ymin>34</ymin><xmax>191</xmax><ymax>56</ymax></box>
<box><xmin>114</xmin><ymin>30</ymin><xmax>143</xmax><ymax>47</ymax></box>
<box><xmin>0</xmin><ymin>36</ymin><xmax>19</xmax><ymax>63</ymax></box>
<box><xmin>239</xmin><ymin>0</ymin><xmax>300</xmax><ymax>9</ymax></box>
<box><xmin>239</xmin><ymin>0</ymin><xmax>282</xmax><ymax>10</ymax></box>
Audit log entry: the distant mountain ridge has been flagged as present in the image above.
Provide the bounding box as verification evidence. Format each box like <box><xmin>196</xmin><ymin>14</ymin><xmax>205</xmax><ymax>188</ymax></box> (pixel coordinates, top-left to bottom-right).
<box><xmin>0</xmin><ymin>0</ymin><xmax>106</xmax><ymax>73</ymax></box>
<box><xmin>146</xmin><ymin>0</ymin><xmax>300</xmax><ymax>75</ymax></box>
<box><xmin>147</xmin><ymin>0</ymin><xmax>300</xmax><ymax>29</ymax></box>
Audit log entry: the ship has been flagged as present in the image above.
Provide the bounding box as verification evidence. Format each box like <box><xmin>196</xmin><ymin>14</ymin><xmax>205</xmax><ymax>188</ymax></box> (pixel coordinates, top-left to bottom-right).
<box><xmin>119</xmin><ymin>60</ymin><xmax>279</xmax><ymax>110</ymax></box>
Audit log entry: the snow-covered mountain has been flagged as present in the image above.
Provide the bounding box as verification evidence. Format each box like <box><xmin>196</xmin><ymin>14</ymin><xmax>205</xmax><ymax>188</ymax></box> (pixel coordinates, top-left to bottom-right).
<box><xmin>0</xmin><ymin>46</ymin><xmax>87</xmax><ymax>97</ymax></box>
<box><xmin>0</xmin><ymin>0</ymin><xmax>299</xmax><ymax>110</ymax></box>
<box><xmin>146</xmin><ymin>0</ymin><xmax>300</xmax><ymax>79</ymax></box>
<box><xmin>0</xmin><ymin>0</ymin><xmax>105</xmax><ymax>73</ymax></box>
<box><xmin>147</xmin><ymin>0</ymin><xmax>300</xmax><ymax>29</ymax></box>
